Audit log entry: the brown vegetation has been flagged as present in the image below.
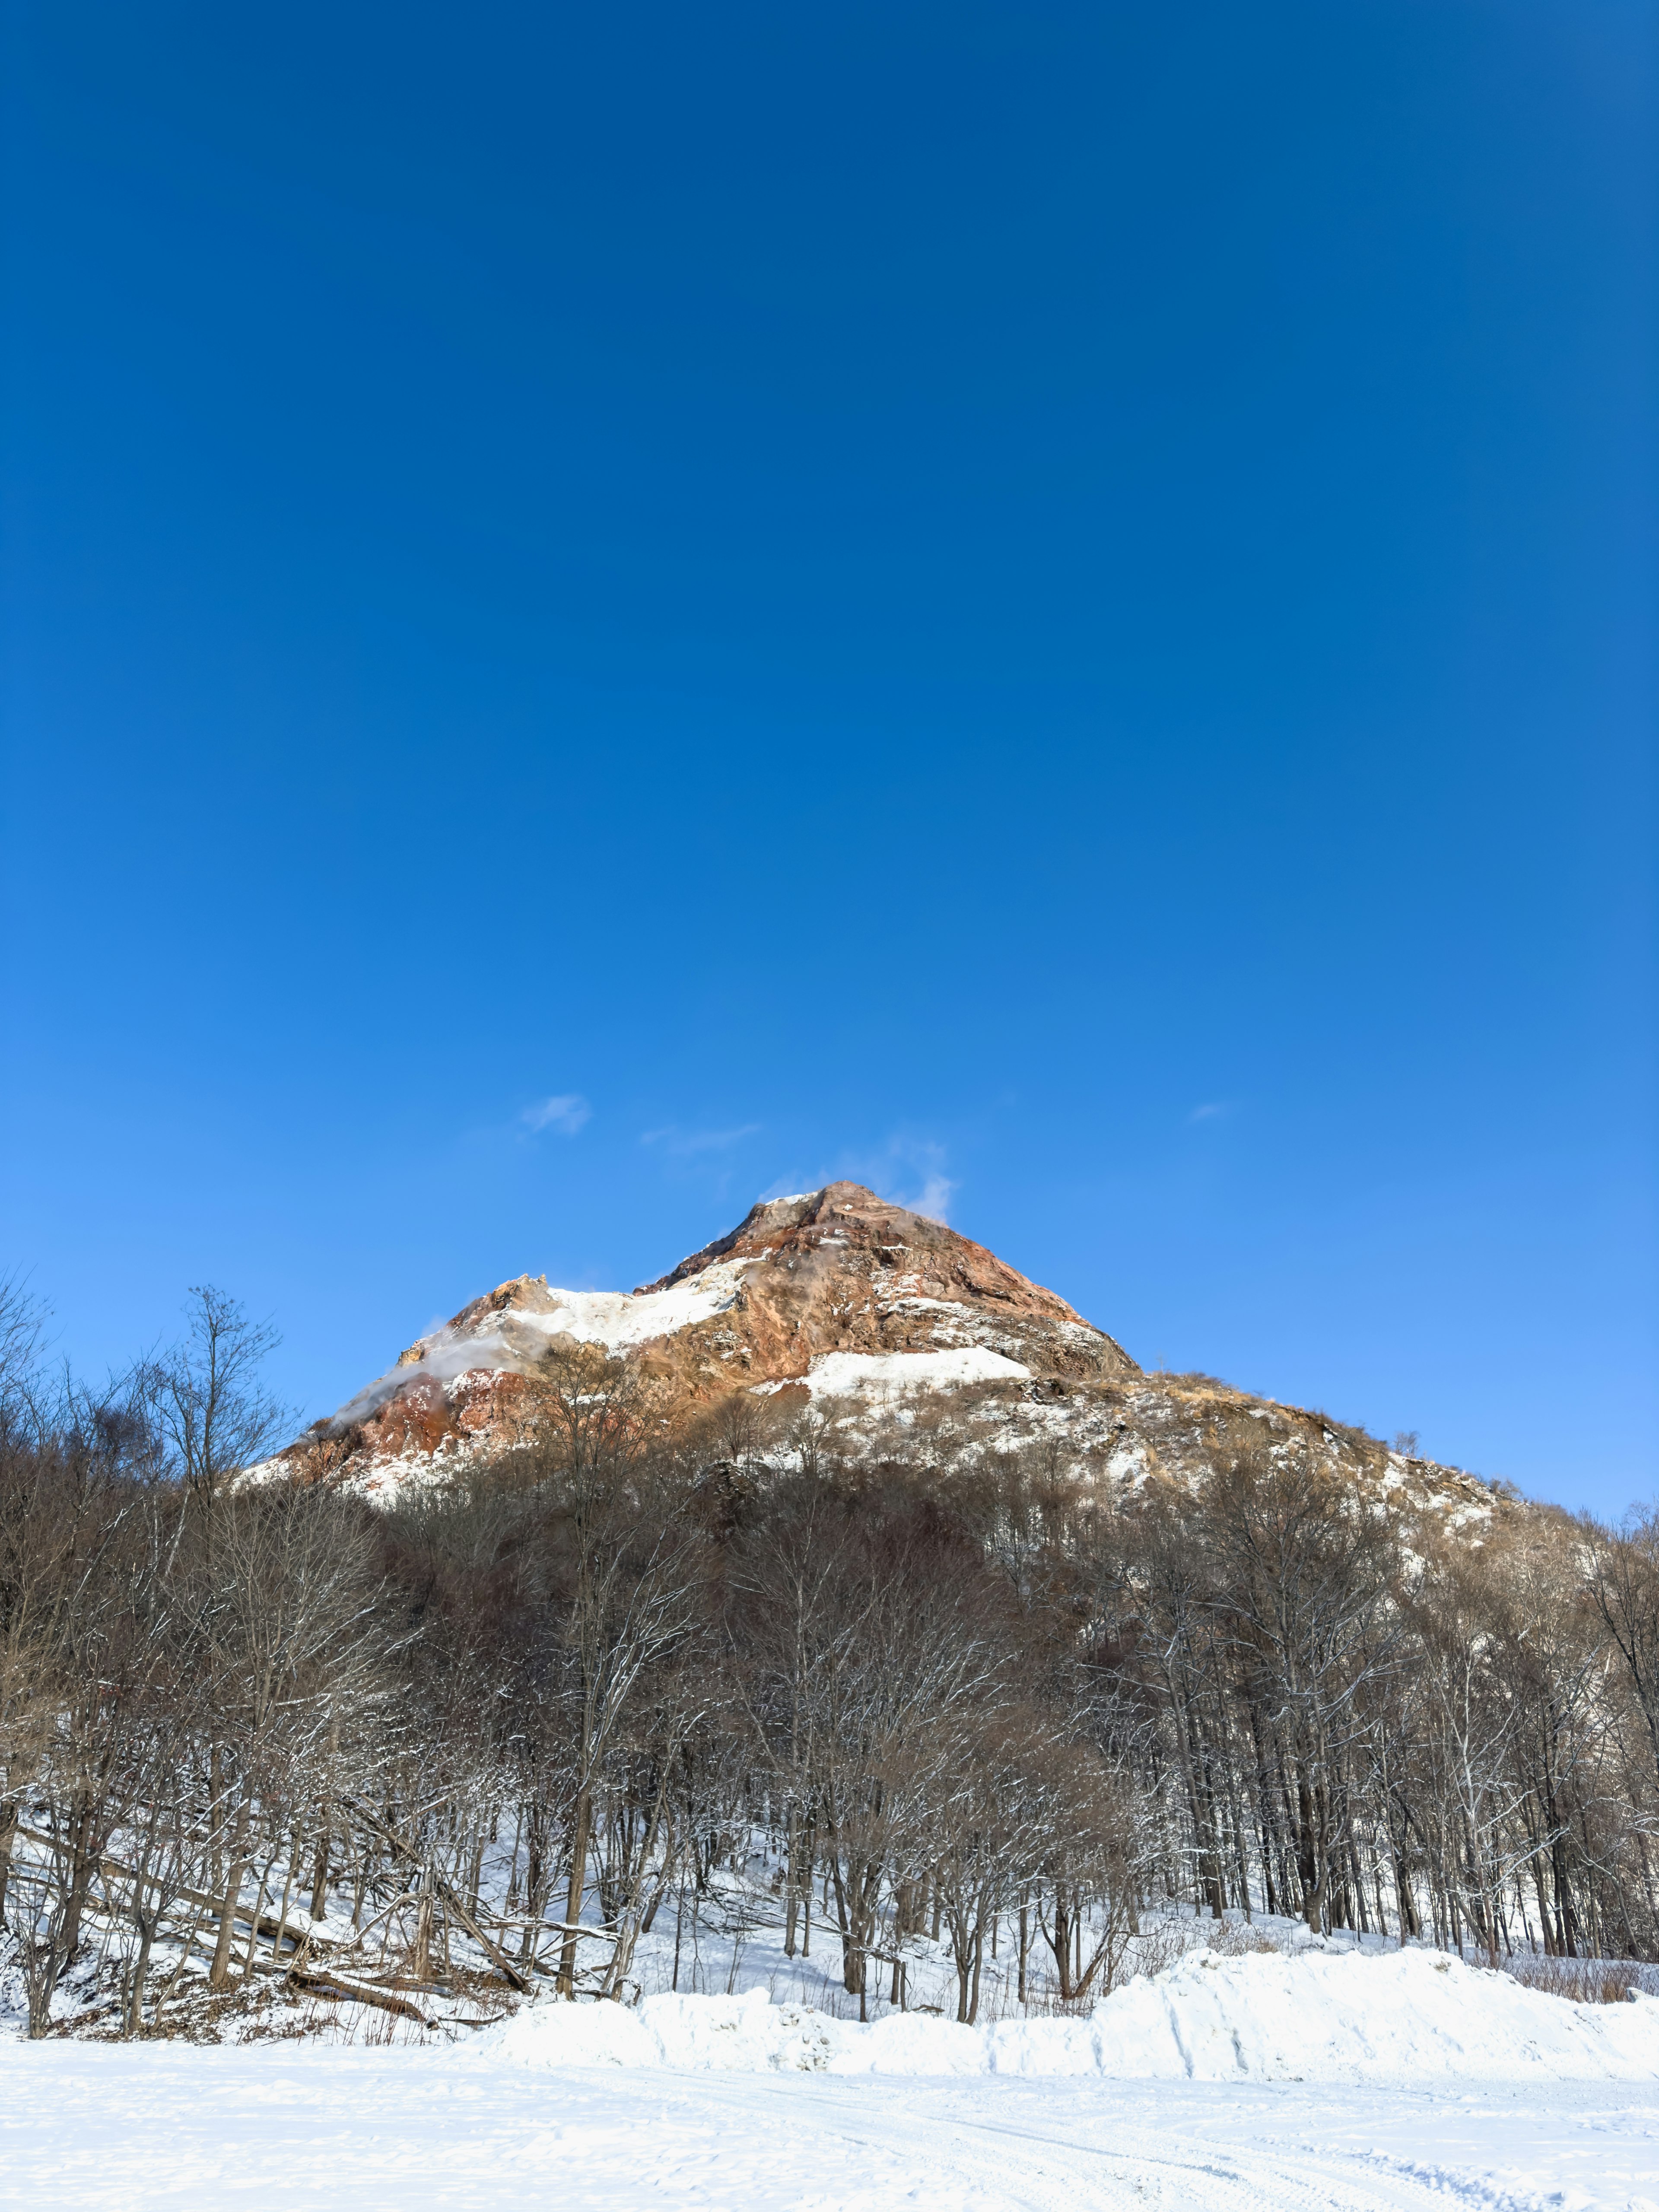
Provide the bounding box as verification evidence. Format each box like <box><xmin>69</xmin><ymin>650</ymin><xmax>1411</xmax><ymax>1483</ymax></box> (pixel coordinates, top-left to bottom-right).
<box><xmin>3</xmin><ymin>1274</ymin><xmax>1656</xmax><ymax>2043</ymax></box>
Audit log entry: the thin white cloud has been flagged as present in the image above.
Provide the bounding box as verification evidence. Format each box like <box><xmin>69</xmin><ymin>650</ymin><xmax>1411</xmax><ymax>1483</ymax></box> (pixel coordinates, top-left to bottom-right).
<box><xmin>745</xmin><ymin>1135</ymin><xmax>960</xmax><ymax>1224</ymax></box>
<box><xmin>909</xmin><ymin>1171</ymin><xmax>958</xmax><ymax>1224</ymax></box>
<box><xmin>1187</xmin><ymin>1102</ymin><xmax>1229</xmax><ymax>1125</ymax></box>
<box><xmin>521</xmin><ymin>1093</ymin><xmax>591</xmax><ymax>1136</ymax></box>
<box><xmin>837</xmin><ymin>1133</ymin><xmax>959</xmax><ymax>1224</ymax></box>
<box><xmin>642</xmin><ymin>1123</ymin><xmax>761</xmax><ymax>1157</ymax></box>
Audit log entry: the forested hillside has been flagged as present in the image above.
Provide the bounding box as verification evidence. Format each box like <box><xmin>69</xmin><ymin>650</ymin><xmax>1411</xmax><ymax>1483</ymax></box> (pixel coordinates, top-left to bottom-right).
<box><xmin>3</xmin><ymin>1274</ymin><xmax>1656</xmax><ymax>2041</ymax></box>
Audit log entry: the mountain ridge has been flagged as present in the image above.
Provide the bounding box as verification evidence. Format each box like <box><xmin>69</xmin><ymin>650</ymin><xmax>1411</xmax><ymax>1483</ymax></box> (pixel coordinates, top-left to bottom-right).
<box><xmin>283</xmin><ymin>1182</ymin><xmax>1501</xmax><ymax>1532</ymax></box>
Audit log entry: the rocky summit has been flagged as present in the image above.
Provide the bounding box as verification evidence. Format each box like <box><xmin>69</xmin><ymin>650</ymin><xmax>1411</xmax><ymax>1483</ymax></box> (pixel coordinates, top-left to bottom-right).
<box><xmin>284</xmin><ymin>1181</ymin><xmax>1500</xmax><ymax>1528</ymax></box>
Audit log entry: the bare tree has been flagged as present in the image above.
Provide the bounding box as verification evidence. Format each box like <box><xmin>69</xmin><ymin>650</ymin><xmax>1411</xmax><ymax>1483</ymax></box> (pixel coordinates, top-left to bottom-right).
<box><xmin>191</xmin><ymin>1483</ymin><xmax>389</xmax><ymax>1988</ymax></box>
<box><xmin>145</xmin><ymin>1287</ymin><xmax>289</xmax><ymax>1530</ymax></box>
<box><xmin>515</xmin><ymin>1348</ymin><xmax>707</xmax><ymax>1996</ymax></box>
<box><xmin>1588</xmin><ymin>1508</ymin><xmax>1659</xmax><ymax>1792</ymax></box>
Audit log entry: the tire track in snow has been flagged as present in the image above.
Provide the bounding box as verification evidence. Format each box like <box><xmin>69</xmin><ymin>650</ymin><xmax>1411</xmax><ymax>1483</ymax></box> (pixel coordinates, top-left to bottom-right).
<box><xmin>686</xmin><ymin>2076</ymin><xmax>1537</xmax><ymax>2212</ymax></box>
<box><xmin>3</xmin><ymin>2048</ymin><xmax>1645</xmax><ymax>2210</ymax></box>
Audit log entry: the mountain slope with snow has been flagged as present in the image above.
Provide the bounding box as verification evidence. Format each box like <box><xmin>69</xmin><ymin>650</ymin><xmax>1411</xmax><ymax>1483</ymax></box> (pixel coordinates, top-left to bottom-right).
<box><xmin>283</xmin><ymin>1181</ymin><xmax>1500</xmax><ymax>1525</ymax></box>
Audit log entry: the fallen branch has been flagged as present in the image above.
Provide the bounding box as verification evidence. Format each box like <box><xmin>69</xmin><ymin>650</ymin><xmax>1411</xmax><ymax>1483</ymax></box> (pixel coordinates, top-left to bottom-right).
<box><xmin>341</xmin><ymin>1797</ymin><xmax>533</xmax><ymax>1995</ymax></box>
<box><xmin>12</xmin><ymin>1828</ymin><xmax>342</xmax><ymax>1955</ymax></box>
<box><xmin>288</xmin><ymin>1964</ymin><xmax>436</xmax><ymax>2029</ymax></box>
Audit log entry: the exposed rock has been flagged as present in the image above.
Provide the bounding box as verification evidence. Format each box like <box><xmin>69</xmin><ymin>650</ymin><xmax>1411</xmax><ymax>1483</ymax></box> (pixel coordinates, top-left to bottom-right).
<box><xmin>273</xmin><ymin>1183</ymin><xmax>1501</xmax><ymax>1530</ymax></box>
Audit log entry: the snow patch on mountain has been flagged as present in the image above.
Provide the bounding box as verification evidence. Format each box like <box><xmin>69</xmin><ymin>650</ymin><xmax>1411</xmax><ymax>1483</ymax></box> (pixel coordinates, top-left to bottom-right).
<box><xmin>331</xmin><ymin>1259</ymin><xmax>759</xmax><ymax>1426</ymax></box>
<box><xmin>754</xmin><ymin>1347</ymin><xmax>1033</xmax><ymax>1401</ymax></box>
<box><xmin>500</xmin><ymin>1258</ymin><xmax>758</xmax><ymax>1354</ymax></box>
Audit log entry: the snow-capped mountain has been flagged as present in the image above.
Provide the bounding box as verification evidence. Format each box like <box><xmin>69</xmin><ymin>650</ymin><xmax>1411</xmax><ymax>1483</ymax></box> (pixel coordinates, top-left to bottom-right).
<box><xmin>288</xmin><ymin>1181</ymin><xmax>1498</xmax><ymax>1524</ymax></box>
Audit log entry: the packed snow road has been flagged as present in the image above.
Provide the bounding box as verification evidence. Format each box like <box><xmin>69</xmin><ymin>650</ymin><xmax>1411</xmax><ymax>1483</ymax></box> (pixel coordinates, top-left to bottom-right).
<box><xmin>5</xmin><ymin>2046</ymin><xmax>1659</xmax><ymax>2212</ymax></box>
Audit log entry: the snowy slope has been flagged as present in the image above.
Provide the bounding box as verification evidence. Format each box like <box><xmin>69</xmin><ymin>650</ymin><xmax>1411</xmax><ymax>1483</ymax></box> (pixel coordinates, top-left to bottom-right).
<box><xmin>334</xmin><ymin>1258</ymin><xmax>759</xmax><ymax>1426</ymax></box>
<box><xmin>283</xmin><ymin>1180</ymin><xmax>1500</xmax><ymax>1530</ymax></box>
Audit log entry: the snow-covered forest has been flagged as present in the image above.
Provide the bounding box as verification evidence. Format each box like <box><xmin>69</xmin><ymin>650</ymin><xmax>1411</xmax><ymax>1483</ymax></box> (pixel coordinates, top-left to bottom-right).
<box><xmin>4</xmin><ymin>1279</ymin><xmax>1659</xmax><ymax>2045</ymax></box>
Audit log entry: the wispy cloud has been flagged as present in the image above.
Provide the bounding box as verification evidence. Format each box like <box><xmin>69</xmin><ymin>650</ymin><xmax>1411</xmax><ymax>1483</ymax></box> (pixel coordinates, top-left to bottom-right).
<box><xmin>642</xmin><ymin>1123</ymin><xmax>762</xmax><ymax>1157</ymax></box>
<box><xmin>521</xmin><ymin>1093</ymin><xmax>591</xmax><ymax>1136</ymax></box>
<box><xmin>843</xmin><ymin>1133</ymin><xmax>958</xmax><ymax>1223</ymax></box>
<box><xmin>728</xmin><ymin>1133</ymin><xmax>961</xmax><ymax>1224</ymax></box>
<box><xmin>1187</xmin><ymin>1102</ymin><xmax>1230</xmax><ymax>1125</ymax></box>
<box><xmin>907</xmin><ymin>1171</ymin><xmax>957</xmax><ymax>1223</ymax></box>
<box><xmin>759</xmin><ymin>1173</ymin><xmax>812</xmax><ymax>1202</ymax></box>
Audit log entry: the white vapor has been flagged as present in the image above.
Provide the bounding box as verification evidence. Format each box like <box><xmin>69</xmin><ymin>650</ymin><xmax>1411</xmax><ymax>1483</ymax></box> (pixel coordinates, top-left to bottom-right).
<box><xmin>909</xmin><ymin>1172</ymin><xmax>958</xmax><ymax>1224</ymax></box>
<box><xmin>845</xmin><ymin>1134</ymin><xmax>959</xmax><ymax>1224</ymax></box>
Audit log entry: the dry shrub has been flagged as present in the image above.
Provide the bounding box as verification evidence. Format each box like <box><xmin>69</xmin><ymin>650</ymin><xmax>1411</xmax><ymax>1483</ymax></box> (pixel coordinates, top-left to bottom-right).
<box><xmin>1500</xmin><ymin>1954</ymin><xmax>1659</xmax><ymax>2005</ymax></box>
<box><xmin>1208</xmin><ymin>1920</ymin><xmax>1279</xmax><ymax>1958</ymax></box>
<box><xmin>1130</xmin><ymin>1915</ymin><xmax>1278</xmax><ymax>1980</ymax></box>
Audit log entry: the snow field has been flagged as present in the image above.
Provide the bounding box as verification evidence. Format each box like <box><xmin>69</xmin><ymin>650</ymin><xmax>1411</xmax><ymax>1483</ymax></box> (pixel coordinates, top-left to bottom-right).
<box><xmin>6</xmin><ymin>2048</ymin><xmax>1659</xmax><ymax>2211</ymax></box>
<box><xmin>11</xmin><ymin>1947</ymin><xmax>1659</xmax><ymax>2207</ymax></box>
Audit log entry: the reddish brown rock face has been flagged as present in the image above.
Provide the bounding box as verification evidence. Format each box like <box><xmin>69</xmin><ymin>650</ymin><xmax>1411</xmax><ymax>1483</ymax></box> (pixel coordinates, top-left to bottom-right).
<box><xmin>640</xmin><ymin>1182</ymin><xmax>1099</xmax><ymax>1323</ymax></box>
<box><xmin>287</xmin><ymin>1183</ymin><xmax>1132</xmax><ymax>1476</ymax></box>
<box><xmin>619</xmin><ymin>1182</ymin><xmax>1139</xmax><ymax>1404</ymax></box>
<box><xmin>276</xmin><ymin>1182</ymin><xmax>1497</xmax><ymax>1536</ymax></box>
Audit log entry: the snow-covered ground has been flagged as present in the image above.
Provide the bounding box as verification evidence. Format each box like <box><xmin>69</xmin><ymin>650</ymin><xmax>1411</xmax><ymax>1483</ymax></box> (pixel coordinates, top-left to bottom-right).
<box><xmin>11</xmin><ymin>1834</ymin><xmax>1659</xmax><ymax>2205</ymax></box>
<box><xmin>5</xmin><ymin>2042</ymin><xmax>1659</xmax><ymax>2210</ymax></box>
<box><xmin>10</xmin><ymin>1948</ymin><xmax>1659</xmax><ymax>2206</ymax></box>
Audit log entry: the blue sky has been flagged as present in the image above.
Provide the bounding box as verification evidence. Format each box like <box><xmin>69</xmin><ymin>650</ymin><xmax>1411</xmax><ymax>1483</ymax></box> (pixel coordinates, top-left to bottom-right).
<box><xmin>3</xmin><ymin>2</ymin><xmax>1653</xmax><ymax>1511</ymax></box>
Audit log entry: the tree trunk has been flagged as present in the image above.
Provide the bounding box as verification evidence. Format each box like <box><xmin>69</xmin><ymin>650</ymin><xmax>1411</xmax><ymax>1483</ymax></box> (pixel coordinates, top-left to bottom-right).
<box><xmin>209</xmin><ymin>1799</ymin><xmax>251</xmax><ymax>1990</ymax></box>
<box><xmin>0</xmin><ymin>1808</ymin><xmax>16</xmax><ymax>1930</ymax></box>
<box><xmin>56</xmin><ymin>1802</ymin><xmax>100</xmax><ymax>1975</ymax></box>
<box><xmin>557</xmin><ymin>1789</ymin><xmax>592</xmax><ymax>1996</ymax></box>
<box><xmin>309</xmin><ymin>1824</ymin><xmax>330</xmax><ymax>1921</ymax></box>
<box><xmin>125</xmin><ymin>1914</ymin><xmax>156</xmax><ymax>2038</ymax></box>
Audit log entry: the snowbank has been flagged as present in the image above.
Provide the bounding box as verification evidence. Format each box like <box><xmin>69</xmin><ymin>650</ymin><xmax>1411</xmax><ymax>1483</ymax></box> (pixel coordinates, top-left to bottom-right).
<box><xmin>473</xmin><ymin>1949</ymin><xmax>1659</xmax><ymax>2084</ymax></box>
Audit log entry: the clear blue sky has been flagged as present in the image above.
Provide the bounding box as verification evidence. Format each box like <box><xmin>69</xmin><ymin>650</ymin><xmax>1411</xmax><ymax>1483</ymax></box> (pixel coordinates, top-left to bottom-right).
<box><xmin>3</xmin><ymin>2</ymin><xmax>1654</xmax><ymax>1512</ymax></box>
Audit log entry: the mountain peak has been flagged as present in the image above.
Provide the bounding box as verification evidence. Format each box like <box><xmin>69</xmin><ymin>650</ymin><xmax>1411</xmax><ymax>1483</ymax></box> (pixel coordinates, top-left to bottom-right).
<box><xmin>283</xmin><ymin>1187</ymin><xmax>1495</xmax><ymax>1541</ymax></box>
<box><xmin>637</xmin><ymin>1182</ymin><xmax>1092</xmax><ymax>1330</ymax></box>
